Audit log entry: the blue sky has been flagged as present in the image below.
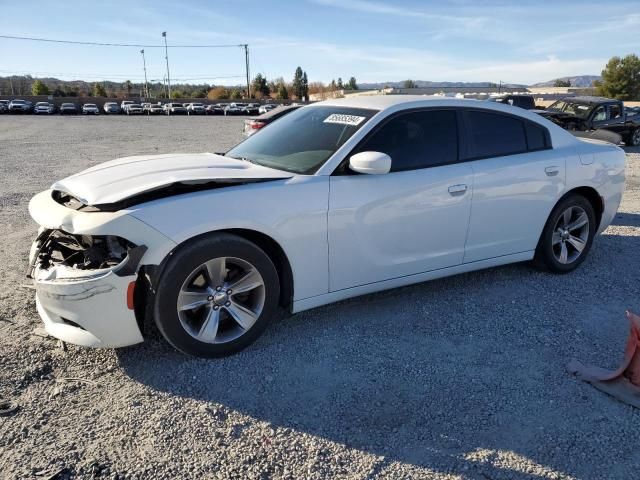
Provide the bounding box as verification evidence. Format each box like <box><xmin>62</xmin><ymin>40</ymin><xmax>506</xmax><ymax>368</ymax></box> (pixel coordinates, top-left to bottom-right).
<box><xmin>1</xmin><ymin>0</ymin><xmax>639</xmax><ymax>86</ymax></box>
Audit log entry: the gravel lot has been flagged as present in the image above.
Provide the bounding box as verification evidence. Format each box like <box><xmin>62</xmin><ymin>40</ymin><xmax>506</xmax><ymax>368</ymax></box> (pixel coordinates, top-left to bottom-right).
<box><xmin>0</xmin><ymin>115</ymin><xmax>639</xmax><ymax>480</ymax></box>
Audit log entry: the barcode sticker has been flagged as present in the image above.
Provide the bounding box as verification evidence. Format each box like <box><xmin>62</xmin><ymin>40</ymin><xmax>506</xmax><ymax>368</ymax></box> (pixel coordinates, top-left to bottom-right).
<box><xmin>324</xmin><ymin>114</ymin><xmax>366</xmax><ymax>126</ymax></box>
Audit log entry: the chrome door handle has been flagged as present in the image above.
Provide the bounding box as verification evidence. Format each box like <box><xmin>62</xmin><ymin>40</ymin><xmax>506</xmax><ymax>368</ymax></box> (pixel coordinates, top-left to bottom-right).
<box><xmin>545</xmin><ymin>166</ymin><xmax>560</xmax><ymax>176</ymax></box>
<box><xmin>448</xmin><ymin>184</ymin><xmax>468</xmax><ymax>195</ymax></box>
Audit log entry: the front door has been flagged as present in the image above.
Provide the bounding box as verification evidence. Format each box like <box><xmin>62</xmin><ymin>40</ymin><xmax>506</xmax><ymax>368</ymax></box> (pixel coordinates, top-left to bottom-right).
<box><xmin>328</xmin><ymin>109</ymin><xmax>473</xmax><ymax>291</ymax></box>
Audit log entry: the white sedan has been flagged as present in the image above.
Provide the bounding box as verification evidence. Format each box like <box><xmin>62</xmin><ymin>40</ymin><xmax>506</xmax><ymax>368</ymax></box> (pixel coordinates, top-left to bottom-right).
<box><xmin>28</xmin><ymin>96</ymin><xmax>625</xmax><ymax>357</ymax></box>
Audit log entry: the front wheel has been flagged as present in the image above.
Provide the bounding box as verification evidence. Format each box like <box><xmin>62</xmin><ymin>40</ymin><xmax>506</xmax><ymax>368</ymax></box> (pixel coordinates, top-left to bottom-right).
<box><xmin>153</xmin><ymin>233</ymin><xmax>280</xmax><ymax>357</ymax></box>
<box><xmin>534</xmin><ymin>194</ymin><xmax>596</xmax><ymax>273</ymax></box>
<box><xmin>627</xmin><ymin>128</ymin><xmax>640</xmax><ymax>147</ymax></box>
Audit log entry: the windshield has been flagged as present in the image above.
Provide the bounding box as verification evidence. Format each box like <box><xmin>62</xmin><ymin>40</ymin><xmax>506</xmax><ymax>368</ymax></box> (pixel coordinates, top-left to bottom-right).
<box><xmin>226</xmin><ymin>106</ymin><xmax>377</xmax><ymax>174</ymax></box>
<box><xmin>546</xmin><ymin>100</ymin><xmax>594</xmax><ymax>119</ymax></box>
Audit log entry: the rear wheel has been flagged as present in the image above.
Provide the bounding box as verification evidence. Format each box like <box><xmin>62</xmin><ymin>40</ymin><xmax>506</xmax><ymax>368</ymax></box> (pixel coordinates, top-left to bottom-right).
<box><xmin>627</xmin><ymin>128</ymin><xmax>640</xmax><ymax>147</ymax></box>
<box><xmin>154</xmin><ymin>233</ymin><xmax>280</xmax><ymax>357</ymax></box>
<box><xmin>534</xmin><ymin>194</ymin><xmax>596</xmax><ymax>273</ymax></box>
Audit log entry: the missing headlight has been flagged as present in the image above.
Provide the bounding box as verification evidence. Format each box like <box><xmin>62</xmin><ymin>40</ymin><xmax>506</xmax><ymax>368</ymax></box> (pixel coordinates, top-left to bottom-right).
<box><xmin>29</xmin><ymin>230</ymin><xmax>136</xmax><ymax>277</ymax></box>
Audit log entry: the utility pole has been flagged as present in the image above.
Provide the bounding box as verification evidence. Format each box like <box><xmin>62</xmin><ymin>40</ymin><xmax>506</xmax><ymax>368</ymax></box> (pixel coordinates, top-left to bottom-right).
<box><xmin>140</xmin><ymin>49</ymin><xmax>149</xmax><ymax>98</ymax></box>
<box><xmin>244</xmin><ymin>44</ymin><xmax>250</xmax><ymax>99</ymax></box>
<box><xmin>498</xmin><ymin>80</ymin><xmax>502</xmax><ymax>94</ymax></box>
<box><xmin>162</xmin><ymin>32</ymin><xmax>172</xmax><ymax>99</ymax></box>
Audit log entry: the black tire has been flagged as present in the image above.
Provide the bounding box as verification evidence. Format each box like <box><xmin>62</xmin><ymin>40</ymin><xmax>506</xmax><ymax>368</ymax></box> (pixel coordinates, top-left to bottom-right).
<box><xmin>153</xmin><ymin>233</ymin><xmax>280</xmax><ymax>357</ymax></box>
<box><xmin>627</xmin><ymin>127</ymin><xmax>640</xmax><ymax>147</ymax></box>
<box><xmin>534</xmin><ymin>194</ymin><xmax>596</xmax><ymax>273</ymax></box>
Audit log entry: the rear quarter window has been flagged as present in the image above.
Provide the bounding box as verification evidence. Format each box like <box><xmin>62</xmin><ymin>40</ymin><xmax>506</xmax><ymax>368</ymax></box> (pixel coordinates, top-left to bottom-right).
<box><xmin>525</xmin><ymin>122</ymin><xmax>548</xmax><ymax>151</ymax></box>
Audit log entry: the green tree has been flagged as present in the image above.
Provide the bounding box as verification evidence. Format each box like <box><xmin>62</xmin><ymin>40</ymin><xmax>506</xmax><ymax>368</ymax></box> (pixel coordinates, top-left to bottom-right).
<box><xmin>292</xmin><ymin>66</ymin><xmax>304</xmax><ymax>99</ymax></box>
<box><xmin>553</xmin><ymin>79</ymin><xmax>571</xmax><ymax>87</ymax></box>
<box><xmin>337</xmin><ymin>77</ymin><xmax>343</xmax><ymax>89</ymax></box>
<box><xmin>329</xmin><ymin>79</ymin><xmax>337</xmax><ymax>91</ymax></box>
<box><xmin>346</xmin><ymin>77</ymin><xmax>358</xmax><ymax>90</ymax></box>
<box><xmin>277</xmin><ymin>83</ymin><xmax>289</xmax><ymax>100</ymax></box>
<box><xmin>301</xmin><ymin>72</ymin><xmax>309</xmax><ymax>101</ymax></box>
<box><xmin>252</xmin><ymin>73</ymin><xmax>271</xmax><ymax>98</ymax></box>
<box><xmin>123</xmin><ymin>80</ymin><xmax>133</xmax><ymax>97</ymax></box>
<box><xmin>230</xmin><ymin>89</ymin><xmax>243</xmax><ymax>99</ymax></box>
<box><xmin>403</xmin><ymin>79</ymin><xmax>417</xmax><ymax>89</ymax></box>
<box><xmin>31</xmin><ymin>79</ymin><xmax>50</xmax><ymax>95</ymax></box>
<box><xmin>596</xmin><ymin>54</ymin><xmax>640</xmax><ymax>100</ymax></box>
<box><xmin>92</xmin><ymin>82</ymin><xmax>107</xmax><ymax>97</ymax></box>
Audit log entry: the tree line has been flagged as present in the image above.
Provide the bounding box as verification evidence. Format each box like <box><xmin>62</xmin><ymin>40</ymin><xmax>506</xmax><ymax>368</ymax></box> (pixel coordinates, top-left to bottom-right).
<box><xmin>5</xmin><ymin>54</ymin><xmax>640</xmax><ymax>101</ymax></box>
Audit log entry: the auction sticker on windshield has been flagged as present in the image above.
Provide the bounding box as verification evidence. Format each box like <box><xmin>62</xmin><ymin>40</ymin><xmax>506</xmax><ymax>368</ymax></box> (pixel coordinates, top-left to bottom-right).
<box><xmin>324</xmin><ymin>113</ymin><xmax>366</xmax><ymax>126</ymax></box>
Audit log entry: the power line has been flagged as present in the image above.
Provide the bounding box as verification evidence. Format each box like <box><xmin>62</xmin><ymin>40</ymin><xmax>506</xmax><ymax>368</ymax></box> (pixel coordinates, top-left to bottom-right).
<box><xmin>0</xmin><ymin>70</ymin><xmax>245</xmax><ymax>81</ymax></box>
<box><xmin>0</xmin><ymin>34</ymin><xmax>245</xmax><ymax>48</ymax></box>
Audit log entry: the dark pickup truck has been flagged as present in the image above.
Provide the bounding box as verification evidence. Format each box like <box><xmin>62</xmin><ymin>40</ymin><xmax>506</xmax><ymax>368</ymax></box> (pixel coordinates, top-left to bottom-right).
<box><xmin>535</xmin><ymin>96</ymin><xmax>640</xmax><ymax>146</ymax></box>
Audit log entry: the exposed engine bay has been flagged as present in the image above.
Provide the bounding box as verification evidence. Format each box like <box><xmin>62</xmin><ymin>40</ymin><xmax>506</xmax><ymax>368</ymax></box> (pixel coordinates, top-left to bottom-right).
<box><xmin>29</xmin><ymin>229</ymin><xmax>136</xmax><ymax>278</ymax></box>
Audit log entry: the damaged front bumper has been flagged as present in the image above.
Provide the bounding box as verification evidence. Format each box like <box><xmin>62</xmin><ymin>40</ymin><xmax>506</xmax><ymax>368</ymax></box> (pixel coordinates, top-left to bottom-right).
<box><xmin>28</xmin><ymin>190</ymin><xmax>177</xmax><ymax>348</ymax></box>
<box><xmin>33</xmin><ymin>255</ymin><xmax>144</xmax><ymax>348</ymax></box>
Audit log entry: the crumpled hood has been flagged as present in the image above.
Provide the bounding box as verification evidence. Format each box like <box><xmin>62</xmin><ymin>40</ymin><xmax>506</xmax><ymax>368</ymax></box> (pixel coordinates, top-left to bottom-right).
<box><xmin>51</xmin><ymin>152</ymin><xmax>292</xmax><ymax>206</ymax></box>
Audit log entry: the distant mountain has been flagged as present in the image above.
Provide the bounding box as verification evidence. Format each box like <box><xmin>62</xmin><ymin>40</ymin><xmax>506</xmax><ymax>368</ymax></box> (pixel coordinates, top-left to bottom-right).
<box><xmin>358</xmin><ymin>80</ymin><xmax>526</xmax><ymax>89</ymax></box>
<box><xmin>531</xmin><ymin>75</ymin><xmax>601</xmax><ymax>88</ymax></box>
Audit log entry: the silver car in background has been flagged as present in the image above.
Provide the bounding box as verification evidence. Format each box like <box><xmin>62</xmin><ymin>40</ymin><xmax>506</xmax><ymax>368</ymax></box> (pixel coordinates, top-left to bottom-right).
<box><xmin>126</xmin><ymin>104</ymin><xmax>144</xmax><ymax>115</ymax></box>
<box><xmin>186</xmin><ymin>102</ymin><xmax>206</xmax><ymax>115</ymax></box>
<box><xmin>8</xmin><ymin>99</ymin><xmax>32</xmax><ymax>113</ymax></box>
<box><xmin>82</xmin><ymin>103</ymin><xmax>100</xmax><ymax>115</ymax></box>
<box><xmin>34</xmin><ymin>102</ymin><xmax>55</xmax><ymax>114</ymax></box>
<box><xmin>103</xmin><ymin>102</ymin><xmax>120</xmax><ymax>114</ymax></box>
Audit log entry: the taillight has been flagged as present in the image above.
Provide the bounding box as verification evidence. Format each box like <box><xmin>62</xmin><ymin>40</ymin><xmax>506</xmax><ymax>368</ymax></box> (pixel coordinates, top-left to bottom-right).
<box><xmin>251</xmin><ymin>121</ymin><xmax>266</xmax><ymax>129</ymax></box>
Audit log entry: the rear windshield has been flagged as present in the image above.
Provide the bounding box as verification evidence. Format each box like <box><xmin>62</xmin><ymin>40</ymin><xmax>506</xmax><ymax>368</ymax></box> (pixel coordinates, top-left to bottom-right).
<box><xmin>226</xmin><ymin>106</ymin><xmax>377</xmax><ymax>174</ymax></box>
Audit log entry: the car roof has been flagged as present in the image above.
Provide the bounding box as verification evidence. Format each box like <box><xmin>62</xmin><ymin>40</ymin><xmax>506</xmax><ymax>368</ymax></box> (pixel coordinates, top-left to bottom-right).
<box><xmin>317</xmin><ymin>95</ymin><xmax>496</xmax><ymax>110</ymax></box>
<box><xmin>566</xmin><ymin>96</ymin><xmax>616</xmax><ymax>104</ymax></box>
<box><xmin>315</xmin><ymin>95</ymin><xmax>534</xmax><ymax>112</ymax></box>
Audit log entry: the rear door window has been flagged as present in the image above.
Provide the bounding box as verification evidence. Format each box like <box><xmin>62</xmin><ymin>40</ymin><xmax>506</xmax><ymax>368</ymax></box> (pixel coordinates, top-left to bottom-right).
<box><xmin>462</xmin><ymin>111</ymin><xmax>527</xmax><ymax>159</ymax></box>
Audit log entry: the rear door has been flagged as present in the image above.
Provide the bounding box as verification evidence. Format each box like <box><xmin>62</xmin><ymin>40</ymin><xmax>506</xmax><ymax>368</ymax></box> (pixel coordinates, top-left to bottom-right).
<box><xmin>328</xmin><ymin>109</ymin><xmax>473</xmax><ymax>291</ymax></box>
<box><xmin>597</xmin><ymin>103</ymin><xmax>627</xmax><ymax>136</ymax></box>
<box><xmin>461</xmin><ymin>110</ymin><xmax>565</xmax><ymax>263</ymax></box>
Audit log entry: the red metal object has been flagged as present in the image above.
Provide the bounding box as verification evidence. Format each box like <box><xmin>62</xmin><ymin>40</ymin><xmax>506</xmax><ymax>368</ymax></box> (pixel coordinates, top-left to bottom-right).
<box><xmin>567</xmin><ymin>310</ymin><xmax>640</xmax><ymax>408</ymax></box>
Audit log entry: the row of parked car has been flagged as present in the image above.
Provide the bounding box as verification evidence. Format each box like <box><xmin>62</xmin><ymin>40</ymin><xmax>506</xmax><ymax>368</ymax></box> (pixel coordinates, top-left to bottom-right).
<box><xmin>0</xmin><ymin>99</ymin><xmax>287</xmax><ymax>116</ymax></box>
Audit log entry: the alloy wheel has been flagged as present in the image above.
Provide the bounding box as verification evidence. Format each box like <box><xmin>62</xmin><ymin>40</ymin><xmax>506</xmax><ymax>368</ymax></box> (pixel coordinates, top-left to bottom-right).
<box><xmin>552</xmin><ymin>206</ymin><xmax>590</xmax><ymax>264</ymax></box>
<box><xmin>177</xmin><ymin>257</ymin><xmax>265</xmax><ymax>344</ymax></box>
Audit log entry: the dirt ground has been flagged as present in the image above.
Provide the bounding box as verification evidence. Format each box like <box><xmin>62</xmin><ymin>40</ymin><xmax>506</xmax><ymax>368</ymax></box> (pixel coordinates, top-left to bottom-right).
<box><xmin>0</xmin><ymin>115</ymin><xmax>639</xmax><ymax>479</ymax></box>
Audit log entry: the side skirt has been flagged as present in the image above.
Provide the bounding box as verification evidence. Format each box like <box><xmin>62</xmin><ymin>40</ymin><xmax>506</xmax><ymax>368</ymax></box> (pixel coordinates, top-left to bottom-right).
<box><xmin>292</xmin><ymin>251</ymin><xmax>534</xmax><ymax>313</ymax></box>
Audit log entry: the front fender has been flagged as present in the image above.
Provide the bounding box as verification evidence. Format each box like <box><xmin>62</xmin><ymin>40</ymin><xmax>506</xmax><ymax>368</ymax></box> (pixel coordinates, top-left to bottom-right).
<box><xmin>128</xmin><ymin>176</ymin><xmax>330</xmax><ymax>301</ymax></box>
